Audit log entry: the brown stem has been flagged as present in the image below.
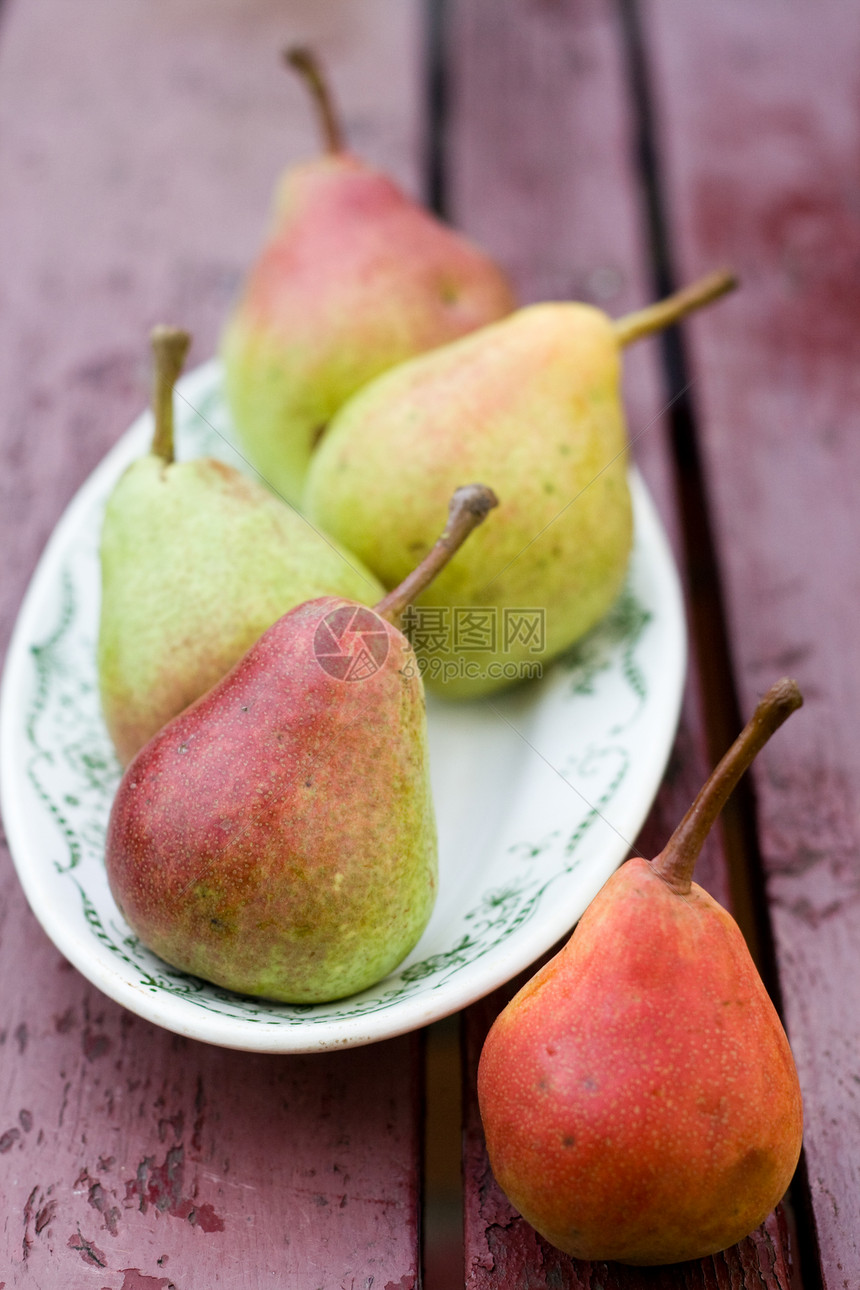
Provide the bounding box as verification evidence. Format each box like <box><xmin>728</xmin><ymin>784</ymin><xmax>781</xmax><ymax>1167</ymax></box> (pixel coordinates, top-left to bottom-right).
<box><xmin>375</xmin><ymin>485</ymin><xmax>499</xmax><ymax>625</ymax></box>
<box><xmin>651</xmin><ymin>677</ymin><xmax>802</xmax><ymax>895</ymax></box>
<box><xmin>284</xmin><ymin>46</ymin><xmax>344</xmax><ymax>154</ymax></box>
<box><xmin>613</xmin><ymin>269</ymin><xmax>738</xmax><ymax>348</ymax></box>
<box><xmin>150</xmin><ymin>326</ymin><xmax>191</xmax><ymax>462</ymax></box>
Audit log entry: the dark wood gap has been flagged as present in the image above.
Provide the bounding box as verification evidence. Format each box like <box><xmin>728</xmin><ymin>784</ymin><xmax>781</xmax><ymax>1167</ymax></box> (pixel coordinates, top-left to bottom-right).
<box><xmin>422</xmin><ymin>1016</ymin><xmax>466</xmax><ymax>1290</ymax></box>
<box><xmin>616</xmin><ymin>0</ymin><xmax>780</xmax><ymax>993</ymax></box>
<box><xmin>424</xmin><ymin>0</ymin><xmax>450</xmax><ymax>216</ymax></box>
<box><xmin>421</xmin><ymin>7</ymin><xmax>466</xmax><ymax>1287</ymax></box>
<box><xmin>616</xmin><ymin>2</ymin><xmax>821</xmax><ymax>1285</ymax></box>
<box><xmin>418</xmin><ymin>1024</ymin><xmax>428</xmax><ymax>1287</ymax></box>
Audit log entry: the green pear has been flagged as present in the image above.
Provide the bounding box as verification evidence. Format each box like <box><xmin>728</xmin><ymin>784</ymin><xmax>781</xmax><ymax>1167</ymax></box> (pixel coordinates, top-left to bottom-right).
<box><xmin>304</xmin><ymin>271</ymin><xmax>736</xmax><ymax>699</ymax></box>
<box><xmin>220</xmin><ymin>47</ymin><xmax>516</xmax><ymax>506</ymax></box>
<box><xmin>98</xmin><ymin>326</ymin><xmax>383</xmax><ymax>767</ymax></box>
<box><xmin>105</xmin><ymin>485</ymin><xmax>498</xmax><ymax>1004</ymax></box>
<box><xmin>478</xmin><ymin>679</ymin><xmax>804</xmax><ymax>1265</ymax></box>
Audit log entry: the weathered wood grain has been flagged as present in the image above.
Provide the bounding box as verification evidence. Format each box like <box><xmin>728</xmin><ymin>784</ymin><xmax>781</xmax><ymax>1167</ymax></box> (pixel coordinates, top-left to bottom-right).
<box><xmin>0</xmin><ymin>974</ymin><xmax>421</xmax><ymax>1283</ymax></box>
<box><xmin>0</xmin><ymin>0</ymin><xmax>425</xmax><ymax>1284</ymax></box>
<box><xmin>446</xmin><ymin>1</ymin><xmax>794</xmax><ymax>1284</ymax></box>
<box><xmin>642</xmin><ymin>1</ymin><xmax>860</xmax><ymax>1284</ymax></box>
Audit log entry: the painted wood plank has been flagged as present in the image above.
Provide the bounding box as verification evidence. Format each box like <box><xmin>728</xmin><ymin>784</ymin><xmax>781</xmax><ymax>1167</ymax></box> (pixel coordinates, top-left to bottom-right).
<box><xmin>445</xmin><ymin>1</ymin><xmax>794</xmax><ymax>1283</ymax></box>
<box><xmin>445</xmin><ymin>0</ymin><xmax>729</xmax><ymax>904</ymax></box>
<box><xmin>641</xmin><ymin>2</ymin><xmax>860</xmax><ymax>1285</ymax></box>
<box><xmin>0</xmin><ymin>0</ymin><xmax>425</xmax><ymax>1284</ymax></box>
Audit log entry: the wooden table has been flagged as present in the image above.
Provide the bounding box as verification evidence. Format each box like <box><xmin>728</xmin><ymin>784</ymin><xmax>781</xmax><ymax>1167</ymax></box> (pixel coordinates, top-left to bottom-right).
<box><xmin>1</xmin><ymin>2</ymin><xmax>858</xmax><ymax>1285</ymax></box>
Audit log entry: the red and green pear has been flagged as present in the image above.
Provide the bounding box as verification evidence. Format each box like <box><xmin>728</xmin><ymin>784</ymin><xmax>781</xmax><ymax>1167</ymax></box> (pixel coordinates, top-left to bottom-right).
<box><xmin>106</xmin><ymin>485</ymin><xmax>498</xmax><ymax>1004</ymax></box>
<box><xmin>221</xmin><ymin>47</ymin><xmax>516</xmax><ymax>506</ymax></box>
<box><xmin>98</xmin><ymin>327</ymin><xmax>382</xmax><ymax>767</ymax></box>
<box><xmin>478</xmin><ymin>678</ymin><xmax>804</xmax><ymax>1265</ymax></box>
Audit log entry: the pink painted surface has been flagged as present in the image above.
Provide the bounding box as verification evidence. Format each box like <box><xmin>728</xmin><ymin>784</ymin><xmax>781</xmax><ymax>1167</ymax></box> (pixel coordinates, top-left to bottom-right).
<box><xmin>0</xmin><ymin>0</ymin><xmax>851</xmax><ymax>1283</ymax></box>
<box><xmin>644</xmin><ymin>2</ymin><xmax>860</xmax><ymax>1284</ymax></box>
<box><xmin>446</xmin><ymin>0</ymin><xmax>730</xmax><ymax>903</ymax></box>
<box><xmin>0</xmin><ymin>0</ymin><xmax>425</xmax><ymax>1284</ymax></box>
<box><xmin>447</xmin><ymin>1</ymin><xmax>797</xmax><ymax>1284</ymax></box>
<box><xmin>0</xmin><ymin>976</ymin><xmax>420</xmax><ymax>1282</ymax></box>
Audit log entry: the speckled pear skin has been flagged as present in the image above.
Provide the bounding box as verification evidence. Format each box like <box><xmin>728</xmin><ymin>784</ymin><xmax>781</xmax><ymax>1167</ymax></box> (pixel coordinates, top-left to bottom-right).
<box><xmin>477</xmin><ymin>857</ymin><xmax>804</xmax><ymax>1265</ymax></box>
<box><xmin>105</xmin><ymin>596</ymin><xmax>436</xmax><ymax>1004</ymax></box>
<box><xmin>98</xmin><ymin>454</ymin><xmax>382</xmax><ymax>767</ymax></box>
<box><xmin>221</xmin><ymin>153</ymin><xmax>517</xmax><ymax>506</ymax></box>
<box><xmin>303</xmin><ymin>302</ymin><xmax>633</xmax><ymax>698</ymax></box>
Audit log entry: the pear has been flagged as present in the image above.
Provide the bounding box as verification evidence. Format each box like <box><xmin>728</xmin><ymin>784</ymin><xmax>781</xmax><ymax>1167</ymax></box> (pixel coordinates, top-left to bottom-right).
<box><xmin>304</xmin><ymin>271</ymin><xmax>736</xmax><ymax>699</ymax></box>
<box><xmin>98</xmin><ymin>326</ymin><xmax>384</xmax><ymax>767</ymax></box>
<box><xmin>477</xmin><ymin>678</ymin><xmax>804</xmax><ymax>1265</ymax></box>
<box><xmin>220</xmin><ymin>46</ymin><xmax>516</xmax><ymax>506</ymax></box>
<box><xmin>105</xmin><ymin>485</ymin><xmax>498</xmax><ymax>1004</ymax></box>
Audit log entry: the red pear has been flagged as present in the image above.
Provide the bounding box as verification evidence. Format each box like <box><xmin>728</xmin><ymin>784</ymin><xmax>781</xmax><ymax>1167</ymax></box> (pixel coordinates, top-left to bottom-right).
<box><xmin>478</xmin><ymin>679</ymin><xmax>804</xmax><ymax>1265</ymax></box>
<box><xmin>221</xmin><ymin>46</ymin><xmax>516</xmax><ymax>506</ymax></box>
<box><xmin>106</xmin><ymin>485</ymin><xmax>498</xmax><ymax>1004</ymax></box>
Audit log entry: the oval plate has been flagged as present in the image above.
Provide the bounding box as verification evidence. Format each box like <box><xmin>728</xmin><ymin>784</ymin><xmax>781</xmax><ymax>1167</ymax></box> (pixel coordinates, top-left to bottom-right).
<box><xmin>0</xmin><ymin>360</ymin><xmax>686</xmax><ymax>1052</ymax></box>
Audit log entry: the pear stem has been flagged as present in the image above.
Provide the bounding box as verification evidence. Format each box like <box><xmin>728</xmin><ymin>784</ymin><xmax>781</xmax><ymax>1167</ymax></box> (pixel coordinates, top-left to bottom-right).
<box><xmin>375</xmin><ymin>485</ymin><xmax>499</xmax><ymax>626</ymax></box>
<box><xmin>284</xmin><ymin>46</ymin><xmax>344</xmax><ymax>154</ymax></box>
<box><xmin>613</xmin><ymin>269</ymin><xmax>738</xmax><ymax>348</ymax></box>
<box><xmin>149</xmin><ymin>326</ymin><xmax>191</xmax><ymax>463</ymax></box>
<box><xmin>651</xmin><ymin>677</ymin><xmax>803</xmax><ymax>896</ymax></box>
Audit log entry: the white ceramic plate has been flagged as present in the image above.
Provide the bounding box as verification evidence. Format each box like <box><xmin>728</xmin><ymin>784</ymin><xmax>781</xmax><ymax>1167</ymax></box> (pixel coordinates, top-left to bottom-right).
<box><xmin>0</xmin><ymin>360</ymin><xmax>686</xmax><ymax>1053</ymax></box>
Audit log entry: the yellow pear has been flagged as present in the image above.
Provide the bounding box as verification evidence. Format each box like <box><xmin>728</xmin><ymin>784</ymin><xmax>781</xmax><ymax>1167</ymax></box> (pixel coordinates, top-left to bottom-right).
<box><xmin>305</xmin><ymin>272</ymin><xmax>736</xmax><ymax>698</ymax></box>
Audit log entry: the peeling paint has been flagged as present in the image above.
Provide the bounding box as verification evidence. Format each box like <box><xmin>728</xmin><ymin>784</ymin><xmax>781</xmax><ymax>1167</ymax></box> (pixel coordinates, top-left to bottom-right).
<box><xmin>83</xmin><ymin>1028</ymin><xmax>113</xmax><ymax>1060</ymax></box>
<box><xmin>68</xmin><ymin>1228</ymin><xmax>107</xmax><ymax>1267</ymax></box>
<box><xmin>89</xmin><ymin>1179</ymin><xmax>121</xmax><ymax>1236</ymax></box>
<box><xmin>0</xmin><ymin>1128</ymin><xmax>20</xmax><ymax>1153</ymax></box>
<box><xmin>54</xmin><ymin>1007</ymin><xmax>76</xmax><ymax>1033</ymax></box>
<box><xmin>191</xmin><ymin>1075</ymin><xmax>206</xmax><ymax>1154</ymax></box>
<box><xmin>119</xmin><ymin>1271</ymin><xmax>173</xmax><ymax>1290</ymax></box>
<box><xmin>124</xmin><ymin>1145</ymin><xmax>225</xmax><ymax>1233</ymax></box>
<box><xmin>35</xmin><ymin>1201</ymin><xmax>57</xmax><ymax>1235</ymax></box>
<box><xmin>22</xmin><ymin>1185</ymin><xmax>38</xmax><ymax>1261</ymax></box>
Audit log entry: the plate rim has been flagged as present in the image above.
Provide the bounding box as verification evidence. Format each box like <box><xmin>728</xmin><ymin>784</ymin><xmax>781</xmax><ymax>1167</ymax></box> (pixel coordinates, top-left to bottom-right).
<box><xmin>0</xmin><ymin>359</ymin><xmax>687</xmax><ymax>1053</ymax></box>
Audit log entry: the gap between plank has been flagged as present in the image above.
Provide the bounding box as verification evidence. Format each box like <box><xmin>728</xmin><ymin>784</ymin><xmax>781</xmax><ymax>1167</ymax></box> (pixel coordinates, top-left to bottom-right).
<box><xmin>421</xmin><ymin>7</ymin><xmax>467</xmax><ymax>1288</ymax></box>
<box><xmin>424</xmin><ymin>0</ymin><xmax>449</xmax><ymax>215</ymax></box>
<box><xmin>616</xmin><ymin>0</ymin><xmax>779</xmax><ymax>990</ymax></box>
<box><xmin>617</xmin><ymin>3</ymin><xmax>821</xmax><ymax>1286</ymax></box>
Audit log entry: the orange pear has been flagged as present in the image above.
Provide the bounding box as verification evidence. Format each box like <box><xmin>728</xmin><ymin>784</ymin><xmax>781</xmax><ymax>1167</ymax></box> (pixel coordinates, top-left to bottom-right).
<box><xmin>478</xmin><ymin>679</ymin><xmax>804</xmax><ymax>1264</ymax></box>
